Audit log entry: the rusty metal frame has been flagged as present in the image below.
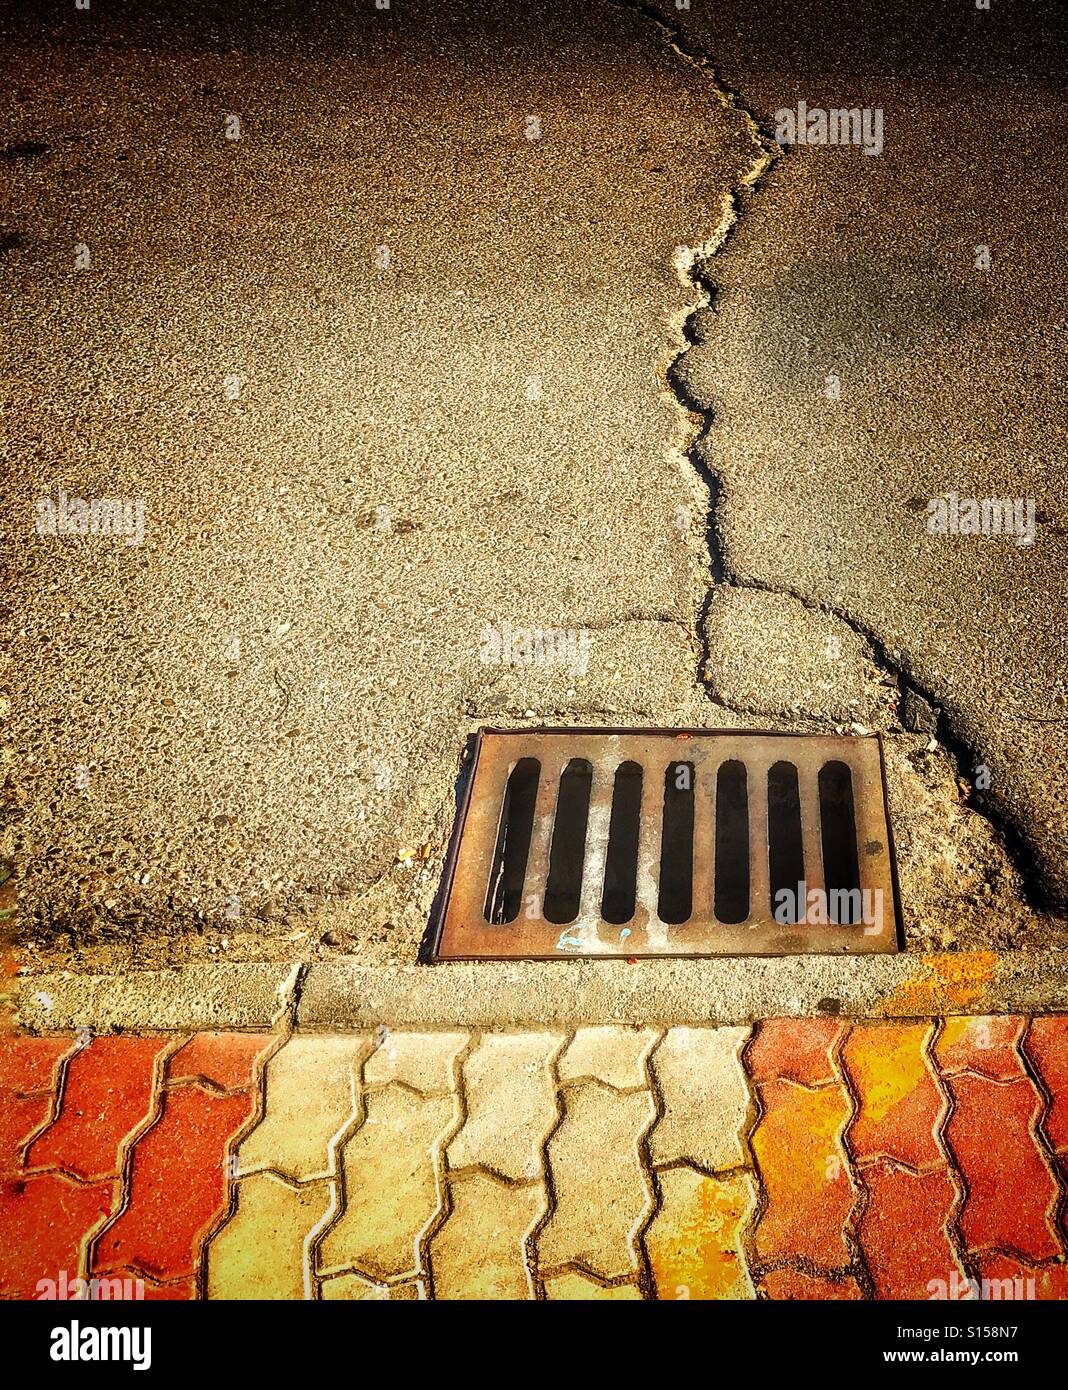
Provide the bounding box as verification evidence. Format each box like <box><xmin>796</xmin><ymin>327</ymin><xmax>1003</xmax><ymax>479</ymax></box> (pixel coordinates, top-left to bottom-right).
<box><xmin>427</xmin><ymin>726</ymin><xmax>903</xmax><ymax>961</ymax></box>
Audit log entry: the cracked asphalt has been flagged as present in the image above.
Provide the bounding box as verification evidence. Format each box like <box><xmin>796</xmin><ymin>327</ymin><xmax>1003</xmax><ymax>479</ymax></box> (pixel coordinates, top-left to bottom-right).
<box><xmin>4</xmin><ymin>0</ymin><xmax>1066</xmax><ymax>985</ymax></box>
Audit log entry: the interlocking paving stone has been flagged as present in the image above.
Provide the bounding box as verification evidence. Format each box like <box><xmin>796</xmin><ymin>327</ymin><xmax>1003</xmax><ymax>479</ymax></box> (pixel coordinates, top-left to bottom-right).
<box><xmin>842</xmin><ymin>1022</ymin><xmax>944</xmax><ymax>1169</ymax></box>
<box><xmin>429</xmin><ymin>1172</ymin><xmax>544</xmax><ymax>1299</ymax></box>
<box><xmin>320</xmin><ymin>1274</ymin><xmax>424</xmax><ymax>1300</ymax></box>
<box><xmin>760</xmin><ymin>1268</ymin><xmax>864</xmax><ymax>1300</ymax></box>
<box><xmin>934</xmin><ymin>1015</ymin><xmax>1026</xmax><ymax>1080</ymax></box>
<box><xmin>538</xmin><ymin>1080</ymin><xmax>656</xmax><ymax>1280</ymax></box>
<box><xmin>447</xmin><ymin>1032</ymin><xmax>563</xmax><ymax>1181</ymax></box>
<box><xmin>93</xmin><ymin>1085</ymin><xmax>258</xmax><ymax>1282</ymax></box>
<box><xmin>1025</xmin><ymin>1016</ymin><xmax>1068</xmax><ymax>1154</ymax></box>
<box><xmin>748</xmin><ymin>1017</ymin><xmax>845</xmax><ymax>1087</ymax></box>
<box><xmin>557</xmin><ymin>1026</ymin><xmax>659</xmax><ymax>1090</ymax></box>
<box><xmin>972</xmin><ymin>1252</ymin><xmax>1068</xmax><ymax>1302</ymax></box>
<box><xmin>318</xmin><ymin>1083</ymin><xmax>458</xmax><ymax>1282</ymax></box>
<box><xmin>751</xmin><ymin>1076</ymin><xmax>855</xmax><ymax>1271</ymax></box>
<box><xmin>363</xmin><ymin>1030</ymin><xmax>468</xmax><ymax>1093</ymax></box>
<box><xmin>168</xmin><ymin>1033</ymin><xmax>273</xmax><ymax>1092</ymax></box>
<box><xmin>27</xmin><ymin>1037</ymin><xmax>169</xmax><ymax>1181</ymax></box>
<box><xmin>645</xmin><ymin>1166</ymin><xmax>756</xmax><ymax>1300</ymax></box>
<box><xmin>0</xmin><ymin>1173</ymin><xmax>113</xmax><ymax>1300</ymax></box>
<box><xmin>1</xmin><ymin>1089</ymin><xmax>53</xmax><ymax>1174</ymax></box>
<box><xmin>207</xmin><ymin>1172</ymin><xmax>332</xmax><ymax>1300</ymax></box>
<box><xmin>238</xmin><ymin>1035</ymin><xmax>365</xmax><ymax>1181</ymax></box>
<box><xmin>543</xmin><ymin>1272</ymin><xmax>642</xmax><ymax>1300</ymax></box>
<box><xmin>856</xmin><ymin>1159</ymin><xmax>961</xmax><ymax>1300</ymax></box>
<box><xmin>0</xmin><ymin>1037</ymin><xmax>70</xmax><ymax>1095</ymax></box>
<box><xmin>648</xmin><ymin>1026</ymin><xmax>751</xmax><ymax>1172</ymax></box>
<box><xmin>943</xmin><ymin>1071</ymin><xmax>1061</xmax><ymax>1262</ymax></box>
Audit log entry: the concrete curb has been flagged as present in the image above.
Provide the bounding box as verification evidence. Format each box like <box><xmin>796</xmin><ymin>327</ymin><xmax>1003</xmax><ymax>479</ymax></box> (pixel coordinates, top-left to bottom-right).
<box><xmin>12</xmin><ymin>950</ymin><xmax>1068</xmax><ymax>1032</ymax></box>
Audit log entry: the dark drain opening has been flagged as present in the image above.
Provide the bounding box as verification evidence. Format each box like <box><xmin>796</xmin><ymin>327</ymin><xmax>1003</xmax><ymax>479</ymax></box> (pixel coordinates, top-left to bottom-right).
<box><xmin>601</xmin><ymin>760</ymin><xmax>642</xmax><ymax>925</ymax></box>
<box><xmin>483</xmin><ymin>757</ymin><xmax>540</xmax><ymax>924</ymax></box>
<box><xmin>819</xmin><ymin>759</ymin><xmax>862</xmax><ymax>924</ymax></box>
<box><xmin>768</xmin><ymin>760</ymin><xmax>805</xmax><ymax>922</ymax></box>
<box><xmin>658</xmin><ymin>762</ymin><xmax>694</xmax><ymax>924</ymax></box>
<box><xmin>715</xmin><ymin>759</ymin><xmax>750</xmax><ymax>924</ymax></box>
<box><xmin>543</xmin><ymin>758</ymin><xmax>592</xmax><ymax>924</ymax></box>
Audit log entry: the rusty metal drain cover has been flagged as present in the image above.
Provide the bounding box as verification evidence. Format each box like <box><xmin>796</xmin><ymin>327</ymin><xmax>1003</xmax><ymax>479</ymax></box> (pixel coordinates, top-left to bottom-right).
<box><xmin>428</xmin><ymin>728</ymin><xmax>901</xmax><ymax>959</ymax></box>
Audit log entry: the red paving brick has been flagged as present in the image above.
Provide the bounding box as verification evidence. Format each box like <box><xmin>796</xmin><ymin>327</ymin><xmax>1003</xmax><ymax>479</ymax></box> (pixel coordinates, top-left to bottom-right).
<box><xmin>942</xmin><ymin>1071</ymin><xmax>1061</xmax><ymax>1262</ymax></box>
<box><xmin>751</xmin><ymin>1075</ymin><xmax>855</xmax><ymax>1271</ymax></box>
<box><xmin>934</xmin><ymin>1016</ymin><xmax>1026</xmax><ymax>1081</ymax></box>
<box><xmin>0</xmin><ymin>1037</ymin><xmax>70</xmax><ymax>1093</ymax></box>
<box><xmin>857</xmin><ymin>1159</ymin><xmax>960</xmax><ymax>1300</ymax></box>
<box><xmin>27</xmin><ymin>1037</ymin><xmax>169</xmax><ymax>1181</ymax></box>
<box><xmin>168</xmin><ymin>1033</ymin><xmax>273</xmax><ymax>1092</ymax></box>
<box><xmin>748</xmin><ymin>1017</ymin><xmax>844</xmax><ymax>1087</ymax></box>
<box><xmin>760</xmin><ymin>1268</ymin><xmax>863</xmax><ymax>1299</ymax></box>
<box><xmin>973</xmin><ymin>1252</ymin><xmax>1068</xmax><ymax>1302</ymax></box>
<box><xmin>0</xmin><ymin>1092</ymin><xmax>53</xmax><ymax>1174</ymax></box>
<box><xmin>0</xmin><ymin>1172</ymin><xmax>114</xmax><ymax>1300</ymax></box>
<box><xmin>842</xmin><ymin>1023</ymin><xmax>944</xmax><ymax>1168</ymax></box>
<box><xmin>93</xmin><ymin>1082</ymin><xmax>256</xmax><ymax>1282</ymax></box>
<box><xmin>1024</xmin><ymin>1017</ymin><xmax>1068</xmax><ymax>1155</ymax></box>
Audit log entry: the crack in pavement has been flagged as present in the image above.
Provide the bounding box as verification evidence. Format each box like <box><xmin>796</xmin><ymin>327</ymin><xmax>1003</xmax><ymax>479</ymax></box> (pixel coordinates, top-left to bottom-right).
<box><xmin>621</xmin><ymin>0</ymin><xmax>1059</xmax><ymax>915</ymax></box>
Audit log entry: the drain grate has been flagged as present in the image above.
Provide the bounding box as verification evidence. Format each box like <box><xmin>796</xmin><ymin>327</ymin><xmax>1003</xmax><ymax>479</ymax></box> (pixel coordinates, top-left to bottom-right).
<box><xmin>428</xmin><ymin>728</ymin><xmax>901</xmax><ymax>959</ymax></box>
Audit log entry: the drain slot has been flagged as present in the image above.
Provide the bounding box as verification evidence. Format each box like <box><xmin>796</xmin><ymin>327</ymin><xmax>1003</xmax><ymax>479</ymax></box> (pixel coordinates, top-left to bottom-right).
<box><xmin>543</xmin><ymin>758</ymin><xmax>592</xmax><ymax>924</ymax></box>
<box><xmin>657</xmin><ymin>762</ymin><xmax>694</xmax><ymax>925</ymax></box>
<box><xmin>601</xmin><ymin>761</ymin><xmax>642</xmax><ymax>925</ymax></box>
<box><xmin>483</xmin><ymin>757</ymin><xmax>540</xmax><ymax>924</ymax></box>
<box><xmin>714</xmin><ymin>760</ymin><xmax>750</xmax><ymax>924</ymax></box>
<box><xmin>768</xmin><ymin>760</ymin><xmax>805</xmax><ymax>922</ymax></box>
<box><xmin>819</xmin><ymin>760</ymin><xmax>862</xmax><ymax>924</ymax></box>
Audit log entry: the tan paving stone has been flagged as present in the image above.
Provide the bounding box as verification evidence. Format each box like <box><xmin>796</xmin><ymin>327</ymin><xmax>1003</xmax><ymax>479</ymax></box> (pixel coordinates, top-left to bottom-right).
<box><xmin>544</xmin><ymin>1272</ymin><xmax>642</xmax><ymax>1300</ymax></box>
<box><xmin>649</xmin><ymin>1026</ymin><xmax>751</xmax><ymax>1172</ymax></box>
<box><xmin>448</xmin><ymin>1032</ymin><xmax>563</xmax><ymax>1181</ymax></box>
<box><xmin>430</xmin><ymin>1172</ymin><xmax>544</xmax><ymax>1299</ymax></box>
<box><xmin>206</xmin><ymin>1172</ymin><xmax>331</xmax><ymax>1300</ymax></box>
<box><xmin>364</xmin><ymin>1031</ymin><xmax>468</xmax><ymax>1093</ymax></box>
<box><xmin>557</xmin><ymin>1026</ymin><xmax>660</xmax><ymax>1090</ymax></box>
<box><xmin>238</xmin><ymin>1036</ymin><xmax>366</xmax><ymax>1181</ymax></box>
<box><xmin>320</xmin><ymin>1273</ymin><xmax>425</xmax><ymax>1300</ymax></box>
<box><xmin>538</xmin><ymin>1081</ymin><xmax>656</xmax><ymax>1280</ymax></box>
<box><xmin>645</xmin><ymin>1165</ymin><xmax>756</xmax><ymax>1300</ymax></box>
<box><xmin>318</xmin><ymin>1083</ymin><xmax>459</xmax><ymax>1281</ymax></box>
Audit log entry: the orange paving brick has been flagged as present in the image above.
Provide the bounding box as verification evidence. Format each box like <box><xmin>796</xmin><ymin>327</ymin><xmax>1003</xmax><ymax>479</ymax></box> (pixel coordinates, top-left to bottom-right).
<box><xmin>168</xmin><ymin>1033</ymin><xmax>273</xmax><ymax>1093</ymax></box>
<box><xmin>1024</xmin><ymin>1017</ymin><xmax>1068</xmax><ymax>1154</ymax></box>
<box><xmin>934</xmin><ymin>1016</ymin><xmax>1026</xmax><ymax>1080</ymax></box>
<box><xmin>0</xmin><ymin>1172</ymin><xmax>114</xmax><ymax>1300</ymax></box>
<box><xmin>857</xmin><ymin>1159</ymin><xmax>960</xmax><ymax>1300</ymax></box>
<box><xmin>842</xmin><ymin>1023</ymin><xmax>944</xmax><ymax>1168</ymax></box>
<box><xmin>760</xmin><ymin>1268</ymin><xmax>863</xmax><ymax>1299</ymax></box>
<box><xmin>27</xmin><ymin>1037</ymin><xmax>169</xmax><ymax>1181</ymax></box>
<box><xmin>751</xmin><ymin>1075</ymin><xmax>855</xmax><ymax>1271</ymax></box>
<box><xmin>943</xmin><ymin>1071</ymin><xmax>1060</xmax><ymax>1262</ymax></box>
<box><xmin>93</xmin><ymin>1084</ymin><xmax>256</xmax><ymax>1283</ymax></box>
<box><xmin>1</xmin><ymin>1091</ymin><xmax>53</xmax><ymax>1173</ymax></box>
<box><xmin>747</xmin><ymin>1017</ymin><xmax>844</xmax><ymax>1086</ymax></box>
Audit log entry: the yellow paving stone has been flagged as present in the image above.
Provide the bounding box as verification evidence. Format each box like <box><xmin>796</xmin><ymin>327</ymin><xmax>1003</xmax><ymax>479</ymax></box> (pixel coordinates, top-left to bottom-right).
<box><xmin>649</xmin><ymin>1026</ymin><xmax>752</xmax><ymax>1172</ymax></box>
<box><xmin>319</xmin><ymin>1083</ymin><xmax>459</xmax><ymax>1281</ymax></box>
<box><xmin>238</xmin><ymin>1035</ymin><xmax>366</xmax><ymax>1180</ymax></box>
<box><xmin>448</xmin><ymin>1032</ymin><xmax>563</xmax><ymax>1181</ymax></box>
<box><xmin>544</xmin><ymin>1272</ymin><xmax>642</xmax><ymax>1300</ymax></box>
<box><xmin>430</xmin><ymin>1172</ymin><xmax>544</xmax><ymax>1299</ymax></box>
<box><xmin>320</xmin><ymin>1273</ymin><xmax>425</xmax><ymax>1300</ymax></box>
<box><xmin>538</xmin><ymin>1081</ymin><xmax>656</xmax><ymax>1280</ymax></box>
<box><xmin>557</xmin><ymin>1026</ymin><xmax>660</xmax><ymax>1089</ymax></box>
<box><xmin>645</xmin><ymin>1166</ymin><xmax>757</xmax><ymax>1300</ymax></box>
<box><xmin>207</xmin><ymin>1171</ymin><xmax>332</xmax><ymax>1300</ymax></box>
<box><xmin>364</xmin><ymin>1030</ymin><xmax>469</xmax><ymax>1093</ymax></box>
